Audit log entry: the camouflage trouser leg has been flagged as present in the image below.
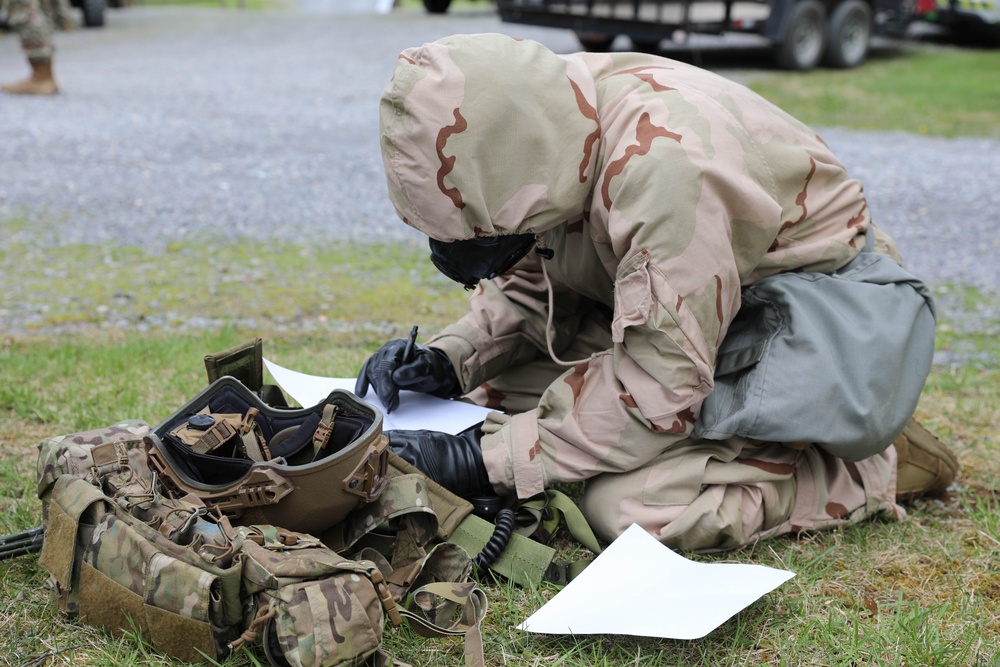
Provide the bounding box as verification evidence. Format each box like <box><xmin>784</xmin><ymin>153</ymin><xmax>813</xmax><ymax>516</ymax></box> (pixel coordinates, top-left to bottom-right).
<box><xmin>5</xmin><ymin>0</ymin><xmax>55</xmax><ymax>61</ymax></box>
<box><xmin>580</xmin><ymin>437</ymin><xmax>903</xmax><ymax>552</ymax></box>
<box><xmin>469</xmin><ymin>307</ymin><xmax>904</xmax><ymax>551</ymax></box>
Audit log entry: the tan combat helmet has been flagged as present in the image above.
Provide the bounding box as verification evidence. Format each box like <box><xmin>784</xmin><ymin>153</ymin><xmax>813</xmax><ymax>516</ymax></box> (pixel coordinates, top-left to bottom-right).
<box><xmin>146</xmin><ymin>376</ymin><xmax>390</xmax><ymax>535</ymax></box>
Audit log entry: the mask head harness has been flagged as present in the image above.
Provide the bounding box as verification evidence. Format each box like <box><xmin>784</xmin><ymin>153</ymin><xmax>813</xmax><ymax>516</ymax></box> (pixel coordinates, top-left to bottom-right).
<box><xmin>429</xmin><ymin>234</ymin><xmax>537</xmax><ymax>290</ymax></box>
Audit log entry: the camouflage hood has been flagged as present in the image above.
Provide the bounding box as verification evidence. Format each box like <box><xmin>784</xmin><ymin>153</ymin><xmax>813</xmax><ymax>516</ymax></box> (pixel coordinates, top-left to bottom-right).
<box><xmin>379</xmin><ymin>33</ymin><xmax>600</xmax><ymax>242</ymax></box>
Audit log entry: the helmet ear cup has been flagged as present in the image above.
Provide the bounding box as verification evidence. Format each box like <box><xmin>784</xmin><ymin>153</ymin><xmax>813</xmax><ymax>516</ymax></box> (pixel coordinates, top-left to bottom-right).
<box><xmin>268</xmin><ymin>425</ymin><xmax>305</xmax><ymax>458</ymax></box>
<box><xmin>429</xmin><ymin>234</ymin><xmax>537</xmax><ymax>289</ymax></box>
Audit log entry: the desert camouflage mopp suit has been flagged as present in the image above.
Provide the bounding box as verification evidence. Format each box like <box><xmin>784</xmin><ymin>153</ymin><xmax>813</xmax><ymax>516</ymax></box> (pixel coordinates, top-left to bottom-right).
<box><xmin>379</xmin><ymin>33</ymin><xmax>907</xmax><ymax>551</ymax></box>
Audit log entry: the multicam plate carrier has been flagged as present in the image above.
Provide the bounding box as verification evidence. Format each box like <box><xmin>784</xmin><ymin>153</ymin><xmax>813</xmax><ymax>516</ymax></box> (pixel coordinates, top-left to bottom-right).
<box><xmin>34</xmin><ymin>379</ymin><xmax>488</xmax><ymax>666</ymax></box>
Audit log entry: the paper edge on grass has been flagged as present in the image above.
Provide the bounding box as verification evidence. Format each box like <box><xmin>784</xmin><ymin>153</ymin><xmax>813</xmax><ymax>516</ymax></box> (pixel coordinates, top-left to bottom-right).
<box><xmin>518</xmin><ymin>523</ymin><xmax>795</xmax><ymax>640</ymax></box>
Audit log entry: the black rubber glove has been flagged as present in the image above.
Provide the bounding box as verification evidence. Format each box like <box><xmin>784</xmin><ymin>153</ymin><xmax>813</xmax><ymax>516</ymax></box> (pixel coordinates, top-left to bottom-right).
<box><xmin>387</xmin><ymin>424</ymin><xmax>492</xmax><ymax>499</ymax></box>
<box><xmin>355</xmin><ymin>340</ymin><xmax>461</xmax><ymax>414</ymax></box>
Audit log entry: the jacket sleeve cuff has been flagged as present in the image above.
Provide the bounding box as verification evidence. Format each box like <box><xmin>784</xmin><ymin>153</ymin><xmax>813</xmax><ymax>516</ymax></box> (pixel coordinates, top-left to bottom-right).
<box><xmin>480</xmin><ymin>410</ymin><xmax>545</xmax><ymax>499</ymax></box>
<box><xmin>428</xmin><ymin>323</ymin><xmax>537</xmax><ymax>394</ymax></box>
<box><xmin>426</xmin><ymin>333</ymin><xmax>478</xmax><ymax>394</ymax></box>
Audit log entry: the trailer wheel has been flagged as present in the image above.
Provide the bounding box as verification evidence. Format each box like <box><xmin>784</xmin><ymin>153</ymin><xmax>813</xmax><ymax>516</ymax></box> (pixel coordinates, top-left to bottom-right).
<box><xmin>823</xmin><ymin>0</ymin><xmax>872</xmax><ymax>68</ymax></box>
<box><xmin>575</xmin><ymin>32</ymin><xmax>615</xmax><ymax>52</ymax></box>
<box><xmin>79</xmin><ymin>0</ymin><xmax>105</xmax><ymax>27</ymax></box>
<box><xmin>631</xmin><ymin>37</ymin><xmax>662</xmax><ymax>53</ymax></box>
<box><xmin>774</xmin><ymin>0</ymin><xmax>827</xmax><ymax>70</ymax></box>
<box><xmin>423</xmin><ymin>0</ymin><xmax>451</xmax><ymax>13</ymax></box>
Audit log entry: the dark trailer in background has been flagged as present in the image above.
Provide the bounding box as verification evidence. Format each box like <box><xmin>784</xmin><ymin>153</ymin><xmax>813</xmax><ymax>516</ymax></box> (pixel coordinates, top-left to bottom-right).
<box><xmin>496</xmin><ymin>0</ymin><xmax>921</xmax><ymax>69</ymax></box>
<box><xmin>917</xmin><ymin>0</ymin><xmax>1000</xmax><ymax>43</ymax></box>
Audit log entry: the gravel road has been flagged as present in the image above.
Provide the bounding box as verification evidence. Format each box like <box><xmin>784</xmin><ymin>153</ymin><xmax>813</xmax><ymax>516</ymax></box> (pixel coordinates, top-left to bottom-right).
<box><xmin>2</xmin><ymin>4</ymin><xmax>998</xmax><ymax>306</ymax></box>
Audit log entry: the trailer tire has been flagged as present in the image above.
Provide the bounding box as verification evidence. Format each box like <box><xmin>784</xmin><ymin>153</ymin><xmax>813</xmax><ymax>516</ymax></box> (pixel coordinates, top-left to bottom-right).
<box><xmin>575</xmin><ymin>32</ymin><xmax>615</xmax><ymax>52</ymax></box>
<box><xmin>823</xmin><ymin>0</ymin><xmax>872</xmax><ymax>68</ymax></box>
<box><xmin>774</xmin><ymin>0</ymin><xmax>827</xmax><ymax>70</ymax></box>
<box><xmin>631</xmin><ymin>37</ymin><xmax>662</xmax><ymax>53</ymax></box>
<box><xmin>423</xmin><ymin>0</ymin><xmax>451</xmax><ymax>13</ymax></box>
<box><xmin>79</xmin><ymin>0</ymin><xmax>105</xmax><ymax>27</ymax></box>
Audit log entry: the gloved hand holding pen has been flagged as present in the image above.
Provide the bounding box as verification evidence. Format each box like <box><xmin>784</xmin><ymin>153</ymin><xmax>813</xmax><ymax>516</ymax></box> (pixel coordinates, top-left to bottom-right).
<box><xmin>354</xmin><ymin>326</ymin><xmax>462</xmax><ymax>413</ymax></box>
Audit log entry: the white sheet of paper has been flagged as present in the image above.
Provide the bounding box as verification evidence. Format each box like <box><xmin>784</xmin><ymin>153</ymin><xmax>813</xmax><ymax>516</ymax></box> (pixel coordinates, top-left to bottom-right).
<box><xmin>518</xmin><ymin>523</ymin><xmax>795</xmax><ymax>640</ymax></box>
<box><xmin>262</xmin><ymin>357</ymin><xmax>492</xmax><ymax>434</ymax></box>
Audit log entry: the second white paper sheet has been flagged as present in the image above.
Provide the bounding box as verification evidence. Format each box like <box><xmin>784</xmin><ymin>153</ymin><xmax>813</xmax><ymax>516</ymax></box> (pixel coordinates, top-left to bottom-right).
<box><xmin>519</xmin><ymin>523</ymin><xmax>795</xmax><ymax>640</ymax></box>
<box><xmin>262</xmin><ymin>357</ymin><xmax>491</xmax><ymax>434</ymax></box>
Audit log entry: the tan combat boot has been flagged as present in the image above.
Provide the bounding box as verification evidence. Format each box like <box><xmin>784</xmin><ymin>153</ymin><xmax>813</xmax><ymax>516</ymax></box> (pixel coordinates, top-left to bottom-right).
<box><xmin>894</xmin><ymin>417</ymin><xmax>959</xmax><ymax>501</ymax></box>
<box><xmin>2</xmin><ymin>60</ymin><xmax>59</xmax><ymax>95</ymax></box>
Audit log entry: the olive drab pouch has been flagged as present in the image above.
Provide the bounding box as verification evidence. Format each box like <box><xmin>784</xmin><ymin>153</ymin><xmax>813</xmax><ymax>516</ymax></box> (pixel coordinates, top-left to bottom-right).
<box><xmin>73</xmin><ymin>496</ymin><xmax>244</xmax><ymax>663</ymax></box>
<box><xmin>693</xmin><ymin>228</ymin><xmax>937</xmax><ymax>461</ymax></box>
<box><xmin>146</xmin><ymin>376</ymin><xmax>390</xmax><ymax>535</ymax></box>
<box><xmin>205</xmin><ymin>337</ymin><xmax>289</xmax><ymax>408</ymax></box>
<box><xmin>35</xmin><ymin>421</ymin><xmax>154</xmax><ymax>615</ymax></box>
<box><xmin>233</xmin><ymin>525</ymin><xmax>394</xmax><ymax>667</ymax></box>
<box><xmin>37</xmin><ymin>428</ymin><xmax>244</xmax><ymax>662</ymax></box>
<box><xmin>36</xmin><ymin>420</ymin><xmax>153</xmax><ymax>517</ymax></box>
<box><xmin>319</xmin><ymin>467</ymin><xmax>488</xmax><ymax>666</ymax></box>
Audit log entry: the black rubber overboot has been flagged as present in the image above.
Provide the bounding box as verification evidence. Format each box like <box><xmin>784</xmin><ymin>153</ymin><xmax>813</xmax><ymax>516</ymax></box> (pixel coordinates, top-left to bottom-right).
<box><xmin>387</xmin><ymin>426</ymin><xmax>492</xmax><ymax>499</ymax></box>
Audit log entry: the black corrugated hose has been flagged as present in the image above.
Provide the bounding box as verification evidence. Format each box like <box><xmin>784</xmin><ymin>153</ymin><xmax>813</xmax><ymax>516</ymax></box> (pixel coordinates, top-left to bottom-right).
<box><xmin>473</xmin><ymin>508</ymin><xmax>516</xmax><ymax>574</ymax></box>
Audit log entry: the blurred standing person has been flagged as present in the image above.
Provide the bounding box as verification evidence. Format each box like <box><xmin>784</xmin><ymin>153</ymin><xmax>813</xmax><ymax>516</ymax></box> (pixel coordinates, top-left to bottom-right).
<box><xmin>2</xmin><ymin>0</ymin><xmax>58</xmax><ymax>95</ymax></box>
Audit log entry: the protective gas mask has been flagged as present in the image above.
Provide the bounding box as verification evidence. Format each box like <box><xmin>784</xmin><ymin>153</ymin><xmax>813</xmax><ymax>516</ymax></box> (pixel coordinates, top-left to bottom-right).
<box><xmin>429</xmin><ymin>233</ymin><xmax>537</xmax><ymax>290</ymax></box>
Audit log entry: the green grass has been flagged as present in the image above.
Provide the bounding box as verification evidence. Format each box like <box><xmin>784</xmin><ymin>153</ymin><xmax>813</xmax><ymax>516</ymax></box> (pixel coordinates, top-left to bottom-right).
<box><xmin>748</xmin><ymin>45</ymin><xmax>1000</xmax><ymax>138</ymax></box>
<box><xmin>0</xmin><ymin>228</ymin><xmax>467</xmax><ymax>344</ymax></box>
<box><xmin>2</xmin><ymin>247</ymin><xmax>999</xmax><ymax>665</ymax></box>
<box><xmin>2</xmin><ymin>339</ymin><xmax>999</xmax><ymax>666</ymax></box>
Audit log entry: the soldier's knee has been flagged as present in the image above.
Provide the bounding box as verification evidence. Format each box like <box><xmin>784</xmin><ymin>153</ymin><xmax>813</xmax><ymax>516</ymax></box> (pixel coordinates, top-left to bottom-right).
<box><xmin>582</xmin><ymin>480</ymin><xmax>796</xmax><ymax>552</ymax></box>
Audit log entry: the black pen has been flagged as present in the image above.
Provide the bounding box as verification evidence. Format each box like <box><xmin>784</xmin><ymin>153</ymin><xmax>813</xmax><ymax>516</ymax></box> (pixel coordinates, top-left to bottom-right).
<box><xmin>386</xmin><ymin>325</ymin><xmax>418</xmax><ymax>414</ymax></box>
<box><xmin>402</xmin><ymin>325</ymin><xmax>419</xmax><ymax>365</ymax></box>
